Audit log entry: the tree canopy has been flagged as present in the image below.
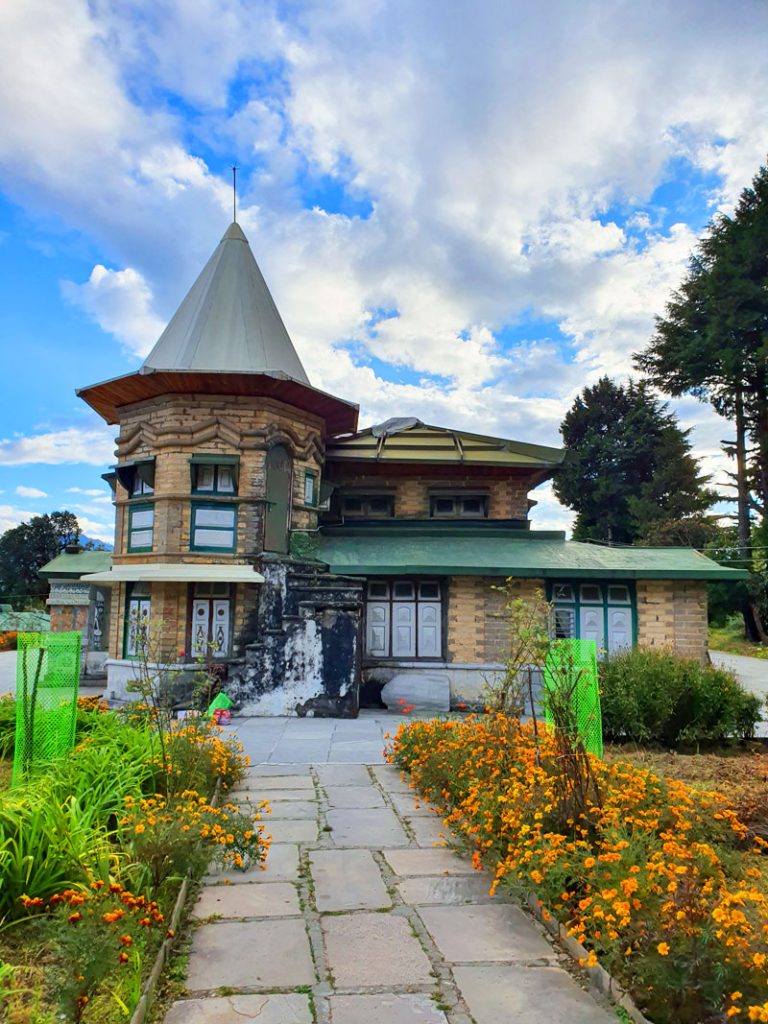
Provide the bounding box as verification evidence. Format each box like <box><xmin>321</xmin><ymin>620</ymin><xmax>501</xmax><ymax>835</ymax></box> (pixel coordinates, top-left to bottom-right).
<box><xmin>0</xmin><ymin>511</ymin><xmax>80</xmax><ymax>607</ymax></box>
<box><xmin>554</xmin><ymin>377</ymin><xmax>715</xmax><ymax>545</ymax></box>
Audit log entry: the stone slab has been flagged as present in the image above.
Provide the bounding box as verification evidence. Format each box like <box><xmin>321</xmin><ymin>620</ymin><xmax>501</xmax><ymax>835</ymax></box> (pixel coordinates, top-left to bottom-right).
<box><xmin>186</xmin><ymin>918</ymin><xmax>315</xmax><ymax>990</ymax></box>
<box><xmin>396</xmin><ymin>875</ymin><xmax>496</xmax><ymax>905</ymax></box>
<box><xmin>371</xmin><ymin>765</ymin><xmax>413</xmax><ymax>792</ymax></box>
<box><xmin>261</xmin><ymin>800</ymin><xmax>317</xmax><ymax>819</ymax></box>
<box><xmin>309</xmin><ymin>849</ymin><xmax>391</xmax><ymax>911</ymax></box>
<box><xmin>381</xmin><ymin>672</ymin><xmax>450</xmax><ymax>713</ymax></box>
<box><xmin>245</xmin><ymin>788</ymin><xmax>313</xmax><ymax>802</ymax></box>
<box><xmin>417</xmin><ymin>904</ymin><xmax>553</xmax><ymax>963</ymax></box>
<box><xmin>390</xmin><ymin>791</ymin><xmax>434</xmax><ymax>816</ymax></box>
<box><xmin>192</xmin><ymin>882</ymin><xmax>299</xmax><ymax>919</ymax></box>
<box><xmin>236</xmin><ymin>775</ymin><xmax>314</xmax><ymax>790</ymax></box>
<box><xmin>326</xmin><ymin>993</ymin><xmax>449</xmax><ymax>1024</ymax></box>
<box><xmin>403</xmin><ymin>816</ymin><xmax>447</xmax><ymax>848</ymax></box>
<box><xmin>452</xmin><ymin>964</ymin><xmax>616</xmax><ymax>1023</ymax></box>
<box><xmin>384</xmin><ymin>849</ymin><xmax>475</xmax><ymax>877</ymax></box>
<box><xmin>322</xmin><ymin>912</ymin><xmax>433</xmax><ymax>988</ymax></box>
<box><xmin>205</xmin><ymin>843</ymin><xmax>299</xmax><ymax>884</ymax></box>
<box><xmin>246</xmin><ymin>764</ymin><xmax>312</xmax><ymax>776</ymax></box>
<box><xmin>165</xmin><ymin>993</ymin><xmax>312</xmax><ymax>1023</ymax></box>
<box><xmin>264</xmin><ymin>820</ymin><xmax>318</xmax><ymax>843</ymax></box>
<box><xmin>315</xmin><ymin>764</ymin><xmax>372</xmax><ymax>786</ymax></box>
<box><xmin>325</xmin><ymin>785</ymin><xmax>386</xmax><ymax>808</ymax></box>
<box><xmin>327</xmin><ymin>807</ymin><xmax>408</xmax><ymax>848</ymax></box>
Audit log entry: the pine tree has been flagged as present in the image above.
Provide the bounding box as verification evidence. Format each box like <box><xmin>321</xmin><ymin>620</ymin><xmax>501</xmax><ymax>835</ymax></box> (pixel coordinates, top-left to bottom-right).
<box><xmin>554</xmin><ymin>377</ymin><xmax>715</xmax><ymax>544</ymax></box>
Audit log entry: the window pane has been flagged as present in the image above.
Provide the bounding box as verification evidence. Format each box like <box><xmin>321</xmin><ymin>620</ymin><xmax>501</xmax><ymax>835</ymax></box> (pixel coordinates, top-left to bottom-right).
<box><xmin>193</xmin><ymin>528</ymin><xmax>235</xmax><ymax>548</ymax></box>
<box><xmin>607</xmin><ymin>585</ymin><xmax>630</xmax><ymax>604</ymax></box>
<box><xmin>130</xmin><ymin>529</ymin><xmax>153</xmax><ymax>548</ymax></box>
<box><xmin>217</xmin><ymin>467</ymin><xmax>235</xmax><ymax>493</ymax></box>
<box><xmin>195</xmin><ymin>507</ymin><xmax>235</xmax><ymax>528</ymax></box>
<box><xmin>393</xmin><ymin>581</ymin><xmax>415</xmax><ymax>600</ymax></box>
<box><xmin>304</xmin><ymin>474</ymin><xmax>316</xmax><ymax>504</ymax></box>
<box><xmin>343</xmin><ymin>497</ymin><xmax>363</xmax><ymax>513</ymax></box>
<box><xmin>418</xmin><ymin>582</ymin><xmax>440</xmax><ymax>599</ymax></box>
<box><xmin>368</xmin><ymin>582</ymin><xmax>389</xmax><ymax>599</ymax></box>
<box><xmin>196</xmin><ymin>466</ymin><xmax>215</xmax><ymax>490</ymax></box>
<box><xmin>432</xmin><ymin>498</ymin><xmax>455</xmax><ymax>515</ymax></box>
<box><xmin>366</xmin><ymin>496</ymin><xmax>391</xmax><ymax>515</ymax></box>
<box><xmin>580</xmin><ymin>584</ymin><xmax>602</xmax><ymax>603</ymax></box>
<box><xmin>461</xmin><ymin>497</ymin><xmax>484</xmax><ymax>515</ymax></box>
<box><xmin>553</xmin><ymin>583</ymin><xmax>574</xmax><ymax>602</ymax></box>
<box><xmin>131</xmin><ymin>509</ymin><xmax>154</xmax><ymax>530</ymax></box>
<box><xmin>554</xmin><ymin>608</ymin><xmax>576</xmax><ymax>639</ymax></box>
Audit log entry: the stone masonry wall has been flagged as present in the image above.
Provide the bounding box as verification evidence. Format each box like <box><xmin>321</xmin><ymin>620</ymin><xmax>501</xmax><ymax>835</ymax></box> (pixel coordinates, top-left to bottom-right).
<box><xmin>446</xmin><ymin>576</ymin><xmax>545</xmax><ymax>663</ymax></box>
<box><xmin>636</xmin><ymin>580</ymin><xmax>708</xmax><ymax>661</ymax></box>
<box><xmin>326</xmin><ymin>469</ymin><xmax>536</xmax><ymax>520</ymax></box>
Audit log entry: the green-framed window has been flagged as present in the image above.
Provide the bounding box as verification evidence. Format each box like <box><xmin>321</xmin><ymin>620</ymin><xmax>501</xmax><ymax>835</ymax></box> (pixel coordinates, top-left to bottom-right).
<box><xmin>190</xmin><ymin>502</ymin><xmax>237</xmax><ymax>552</ymax></box>
<box><xmin>124</xmin><ymin>583</ymin><xmax>151</xmax><ymax>658</ymax></box>
<box><xmin>127</xmin><ymin>503</ymin><xmax>154</xmax><ymax>552</ymax></box>
<box><xmin>190</xmin><ymin>455</ymin><xmax>239</xmax><ymax>495</ymax></box>
<box><xmin>303</xmin><ymin>471</ymin><xmax>318</xmax><ymax>506</ymax></box>
<box><xmin>547</xmin><ymin>581</ymin><xmax>636</xmax><ymax>656</ymax></box>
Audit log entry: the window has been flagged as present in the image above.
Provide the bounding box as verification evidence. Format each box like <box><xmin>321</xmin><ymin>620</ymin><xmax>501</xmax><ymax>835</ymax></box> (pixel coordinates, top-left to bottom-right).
<box><xmin>429</xmin><ymin>494</ymin><xmax>488</xmax><ymax>518</ymax></box>
<box><xmin>192</xmin><ymin>462</ymin><xmax>237</xmax><ymax>494</ymax></box>
<box><xmin>549</xmin><ymin>581</ymin><xmax>635</xmax><ymax>655</ymax></box>
<box><xmin>116</xmin><ymin>459</ymin><xmax>155</xmax><ymax>496</ymax></box>
<box><xmin>127</xmin><ymin>504</ymin><xmax>154</xmax><ymax>552</ymax></box>
<box><xmin>124</xmin><ymin>583</ymin><xmax>150</xmax><ymax>657</ymax></box>
<box><xmin>191</xmin><ymin>503</ymin><xmax>237</xmax><ymax>551</ymax></box>
<box><xmin>342</xmin><ymin>494</ymin><xmax>395</xmax><ymax>518</ymax></box>
<box><xmin>365</xmin><ymin>579</ymin><xmax>443</xmax><ymax>659</ymax></box>
<box><xmin>191</xmin><ymin>583</ymin><xmax>231</xmax><ymax>656</ymax></box>
<box><xmin>304</xmin><ymin>471</ymin><xmax>317</xmax><ymax>506</ymax></box>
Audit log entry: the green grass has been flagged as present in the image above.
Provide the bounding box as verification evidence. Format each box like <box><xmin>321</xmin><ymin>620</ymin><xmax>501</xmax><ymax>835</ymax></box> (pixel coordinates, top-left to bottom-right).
<box><xmin>709</xmin><ymin>616</ymin><xmax>768</xmax><ymax>660</ymax></box>
<box><xmin>0</xmin><ymin>759</ymin><xmax>11</xmax><ymax>790</ymax></box>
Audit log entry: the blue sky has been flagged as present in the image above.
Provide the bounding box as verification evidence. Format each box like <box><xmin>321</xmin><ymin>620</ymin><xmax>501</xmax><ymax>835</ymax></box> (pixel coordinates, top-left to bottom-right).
<box><xmin>1</xmin><ymin>0</ymin><xmax>767</xmax><ymax>544</ymax></box>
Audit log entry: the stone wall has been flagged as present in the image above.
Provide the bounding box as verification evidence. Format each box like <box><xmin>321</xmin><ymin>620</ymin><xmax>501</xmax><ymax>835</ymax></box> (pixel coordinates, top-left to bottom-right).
<box><xmin>325</xmin><ymin>468</ymin><xmax>537</xmax><ymax>520</ymax></box>
<box><xmin>446</xmin><ymin>576</ymin><xmax>544</xmax><ymax>664</ymax></box>
<box><xmin>636</xmin><ymin>580</ymin><xmax>708</xmax><ymax>661</ymax></box>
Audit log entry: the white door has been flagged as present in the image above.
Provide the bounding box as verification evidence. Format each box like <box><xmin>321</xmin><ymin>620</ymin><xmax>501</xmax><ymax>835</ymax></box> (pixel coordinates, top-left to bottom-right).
<box><xmin>191</xmin><ymin>600</ymin><xmax>210</xmax><ymax>655</ymax></box>
<box><xmin>417</xmin><ymin>602</ymin><xmax>441</xmax><ymax>658</ymax></box>
<box><xmin>392</xmin><ymin>602</ymin><xmax>416</xmax><ymax>657</ymax></box>
<box><xmin>579</xmin><ymin>606</ymin><xmax>605</xmax><ymax>652</ymax></box>
<box><xmin>607</xmin><ymin>607</ymin><xmax>632</xmax><ymax>653</ymax></box>
<box><xmin>212</xmin><ymin>599</ymin><xmax>231</xmax><ymax>655</ymax></box>
<box><xmin>366</xmin><ymin>603</ymin><xmax>390</xmax><ymax>657</ymax></box>
<box><xmin>126</xmin><ymin>598</ymin><xmax>151</xmax><ymax>656</ymax></box>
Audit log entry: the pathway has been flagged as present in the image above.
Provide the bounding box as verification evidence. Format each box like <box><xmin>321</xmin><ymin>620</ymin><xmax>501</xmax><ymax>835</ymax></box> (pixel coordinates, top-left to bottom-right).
<box><xmin>711</xmin><ymin>649</ymin><xmax>768</xmax><ymax>702</ymax></box>
<box><xmin>165</xmin><ymin>754</ymin><xmax>616</xmax><ymax>1023</ymax></box>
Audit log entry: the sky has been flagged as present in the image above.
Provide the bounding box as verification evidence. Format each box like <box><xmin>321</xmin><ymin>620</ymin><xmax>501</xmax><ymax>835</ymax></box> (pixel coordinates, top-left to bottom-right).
<box><xmin>0</xmin><ymin>0</ymin><xmax>767</xmax><ymax>546</ymax></box>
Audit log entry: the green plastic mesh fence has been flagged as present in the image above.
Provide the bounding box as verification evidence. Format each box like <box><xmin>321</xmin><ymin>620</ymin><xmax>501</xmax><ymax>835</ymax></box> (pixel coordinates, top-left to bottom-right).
<box><xmin>542</xmin><ymin>638</ymin><xmax>603</xmax><ymax>758</ymax></box>
<box><xmin>12</xmin><ymin>631</ymin><xmax>82</xmax><ymax>786</ymax></box>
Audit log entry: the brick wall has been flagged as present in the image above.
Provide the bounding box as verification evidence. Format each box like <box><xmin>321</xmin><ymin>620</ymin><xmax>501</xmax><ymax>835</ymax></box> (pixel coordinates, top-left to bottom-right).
<box><xmin>446</xmin><ymin>576</ymin><xmax>545</xmax><ymax>663</ymax></box>
<box><xmin>636</xmin><ymin>580</ymin><xmax>708</xmax><ymax>661</ymax></box>
<box><xmin>326</xmin><ymin>468</ymin><xmax>537</xmax><ymax>520</ymax></box>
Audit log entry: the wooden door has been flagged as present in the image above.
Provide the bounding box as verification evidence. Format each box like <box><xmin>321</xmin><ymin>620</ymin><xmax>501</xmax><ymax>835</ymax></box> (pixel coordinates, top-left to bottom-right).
<box><xmin>264</xmin><ymin>444</ymin><xmax>292</xmax><ymax>553</ymax></box>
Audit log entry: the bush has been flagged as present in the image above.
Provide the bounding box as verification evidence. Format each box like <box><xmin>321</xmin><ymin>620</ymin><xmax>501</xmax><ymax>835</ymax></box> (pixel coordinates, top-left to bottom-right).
<box><xmin>599</xmin><ymin>648</ymin><xmax>761</xmax><ymax>746</ymax></box>
<box><xmin>388</xmin><ymin>714</ymin><xmax>768</xmax><ymax>1024</ymax></box>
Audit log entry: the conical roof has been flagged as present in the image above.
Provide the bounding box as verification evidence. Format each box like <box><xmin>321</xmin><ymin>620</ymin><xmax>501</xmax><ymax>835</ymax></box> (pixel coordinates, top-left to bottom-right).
<box><xmin>142</xmin><ymin>222</ymin><xmax>310</xmax><ymax>383</ymax></box>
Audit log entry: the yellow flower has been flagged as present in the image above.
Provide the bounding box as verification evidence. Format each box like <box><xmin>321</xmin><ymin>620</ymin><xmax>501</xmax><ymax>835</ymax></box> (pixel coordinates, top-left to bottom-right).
<box><xmin>657</xmin><ymin>942</ymin><xmax>670</xmax><ymax>957</ymax></box>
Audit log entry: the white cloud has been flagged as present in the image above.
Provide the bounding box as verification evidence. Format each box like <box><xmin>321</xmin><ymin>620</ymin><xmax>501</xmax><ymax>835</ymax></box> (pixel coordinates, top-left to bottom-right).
<box><xmin>15</xmin><ymin>485</ymin><xmax>48</xmax><ymax>498</ymax></box>
<box><xmin>62</xmin><ymin>265</ymin><xmax>166</xmax><ymax>357</ymax></box>
<box><xmin>0</xmin><ymin>428</ymin><xmax>115</xmax><ymax>466</ymax></box>
<box><xmin>0</xmin><ymin>505</ymin><xmax>37</xmax><ymax>534</ymax></box>
<box><xmin>67</xmin><ymin>487</ymin><xmax>110</xmax><ymax>497</ymax></box>
<box><xmin>74</xmin><ymin>516</ymin><xmax>115</xmax><ymax>545</ymax></box>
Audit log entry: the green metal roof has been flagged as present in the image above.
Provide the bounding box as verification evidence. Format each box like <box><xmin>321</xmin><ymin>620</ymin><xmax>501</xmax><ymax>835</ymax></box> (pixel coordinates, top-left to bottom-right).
<box><xmin>40</xmin><ymin>550</ymin><xmax>113</xmax><ymax>578</ymax></box>
<box><xmin>317</xmin><ymin>528</ymin><xmax>748</xmax><ymax>580</ymax></box>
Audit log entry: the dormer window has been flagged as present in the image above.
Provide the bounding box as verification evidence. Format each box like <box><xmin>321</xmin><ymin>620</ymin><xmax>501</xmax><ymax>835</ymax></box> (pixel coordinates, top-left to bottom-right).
<box><xmin>190</xmin><ymin>456</ymin><xmax>239</xmax><ymax>495</ymax></box>
<box><xmin>115</xmin><ymin>459</ymin><xmax>155</xmax><ymax>497</ymax></box>
<box><xmin>429</xmin><ymin>493</ymin><xmax>488</xmax><ymax>518</ymax></box>
<box><xmin>342</xmin><ymin>494</ymin><xmax>395</xmax><ymax>518</ymax></box>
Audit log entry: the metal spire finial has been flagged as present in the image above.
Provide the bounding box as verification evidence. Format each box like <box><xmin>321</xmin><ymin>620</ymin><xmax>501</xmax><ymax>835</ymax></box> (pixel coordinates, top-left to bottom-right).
<box><xmin>232</xmin><ymin>165</ymin><xmax>237</xmax><ymax>223</ymax></box>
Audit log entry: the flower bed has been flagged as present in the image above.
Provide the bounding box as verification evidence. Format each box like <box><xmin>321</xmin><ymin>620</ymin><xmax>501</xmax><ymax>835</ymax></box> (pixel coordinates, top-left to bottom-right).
<box><xmin>0</xmin><ymin>700</ymin><xmax>270</xmax><ymax>1022</ymax></box>
<box><xmin>388</xmin><ymin>713</ymin><xmax>768</xmax><ymax>1024</ymax></box>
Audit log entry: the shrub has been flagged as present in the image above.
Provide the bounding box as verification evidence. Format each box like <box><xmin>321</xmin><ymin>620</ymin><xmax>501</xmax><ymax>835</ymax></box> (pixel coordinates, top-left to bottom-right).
<box><xmin>388</xmin><ymin>714</ymin><xmax>768</xmax><ymax>1024</ymax></box>
<box><xmin>599</xmin><ymin>648</ymin><xmax>761</xmax><ymax>746</ymax></box>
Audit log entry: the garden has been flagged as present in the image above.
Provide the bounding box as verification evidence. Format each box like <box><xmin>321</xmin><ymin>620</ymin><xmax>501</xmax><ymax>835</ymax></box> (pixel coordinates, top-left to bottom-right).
<box><xmin>0</xmin><ymin>654</ymin><xmax>270</xmax><ymax>1023</ymax></box>
<box><xmin>387</xmin><ymin>587</ymin><xmax>768</xmax><ymax>1024</ymax></box>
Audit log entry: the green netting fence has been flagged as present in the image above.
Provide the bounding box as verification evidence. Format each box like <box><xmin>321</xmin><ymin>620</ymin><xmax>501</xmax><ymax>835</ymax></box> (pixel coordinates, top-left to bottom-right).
<box><xmin>12</xmin><ymin>631</ymin><xmax>82</xmax><ymax>786</ymax></box>
<box><xmin>542</xmin><ymin>638</ymin><xmax>602</xmax><ymax>757</ymax></box>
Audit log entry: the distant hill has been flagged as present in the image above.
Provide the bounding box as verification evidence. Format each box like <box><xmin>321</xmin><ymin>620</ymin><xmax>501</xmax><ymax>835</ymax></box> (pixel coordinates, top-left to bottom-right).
<box><xmin>81</xmin><ymin>536</ymin><xmax>113</xmax><ymax>552</ymax></box>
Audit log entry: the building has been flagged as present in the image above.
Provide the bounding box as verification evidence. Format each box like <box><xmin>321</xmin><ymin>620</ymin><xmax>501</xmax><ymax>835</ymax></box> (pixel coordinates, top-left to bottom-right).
<box><xmin>66</xmin><ymin>221</ymin><xmax>745</xmax><ymax>714</ymax></box>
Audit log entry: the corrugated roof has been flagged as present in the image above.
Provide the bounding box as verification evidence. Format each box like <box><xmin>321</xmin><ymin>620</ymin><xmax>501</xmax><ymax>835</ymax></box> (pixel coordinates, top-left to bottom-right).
<box><xmin>317</xmin><ymin>529</ymin><xmax>748</xmax><ymax>580</ymax></box>
<box><xmin>326</xmin><ymin>421</ymin><xmax>567</xmax><ymax>468</ymax></box>
<box><xmin>40</xmin><ymin>550</ymin><xmax>113</xmax><ymax>577</ymax></box>
<box><xmin>142</xmin><ymin>222</ymin><xmax>310</xmax><ymax>383</ymax></box>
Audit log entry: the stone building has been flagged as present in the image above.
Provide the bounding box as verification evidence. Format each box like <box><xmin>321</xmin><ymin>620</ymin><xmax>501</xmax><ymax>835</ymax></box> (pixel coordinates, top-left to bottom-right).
<box><xmin>70</xmin><ymin>221</ymin><xmax>745</xmax><ymax>714</ymax></box>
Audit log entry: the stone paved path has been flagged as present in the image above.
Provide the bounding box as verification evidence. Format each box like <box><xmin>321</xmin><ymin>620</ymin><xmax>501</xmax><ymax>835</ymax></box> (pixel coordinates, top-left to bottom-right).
<box><xmin>165</xmin><ymin>761</ymin><xmax>616</xmax><ymax>1023</ymax></box>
